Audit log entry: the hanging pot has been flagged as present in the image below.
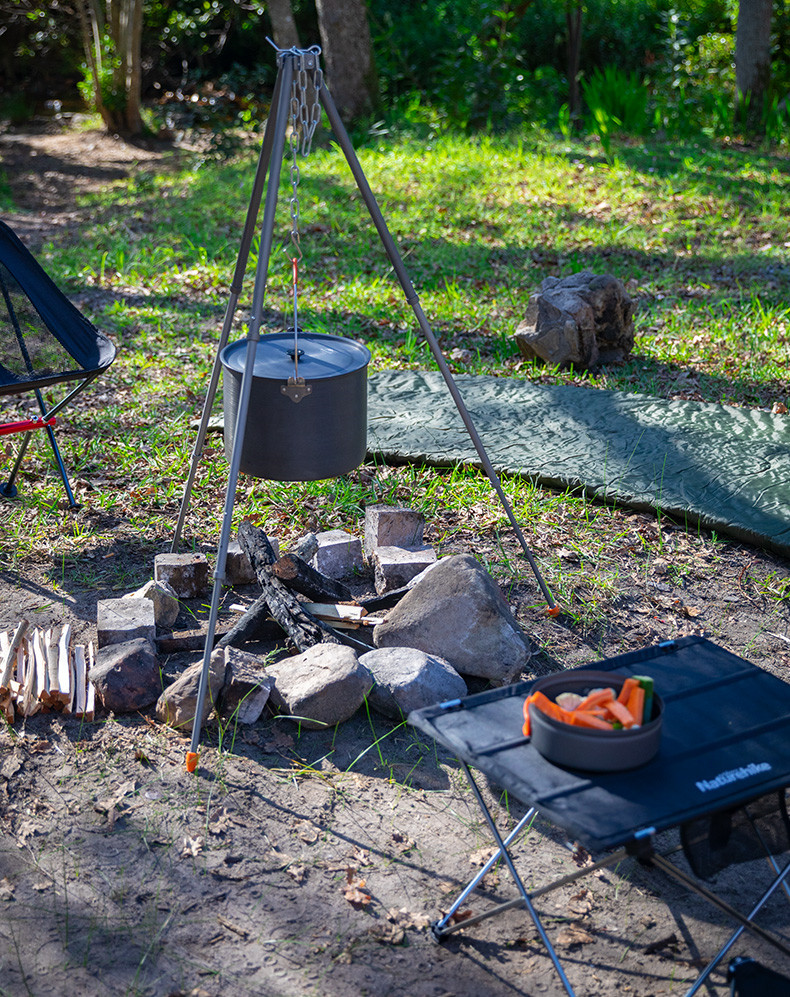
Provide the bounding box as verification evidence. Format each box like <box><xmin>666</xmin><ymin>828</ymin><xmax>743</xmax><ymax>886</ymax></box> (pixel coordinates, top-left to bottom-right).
<box><xmin>220</xmin><ymin>331</ymin><xmax>371</xmax><ymax>481</ymax></box>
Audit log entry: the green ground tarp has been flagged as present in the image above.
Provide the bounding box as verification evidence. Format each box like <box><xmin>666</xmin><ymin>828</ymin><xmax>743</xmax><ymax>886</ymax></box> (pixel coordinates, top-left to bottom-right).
<box><xmin>366</xmin><ymin>370</ymin><xmax>790</xmax><ymax>558</ymax></box>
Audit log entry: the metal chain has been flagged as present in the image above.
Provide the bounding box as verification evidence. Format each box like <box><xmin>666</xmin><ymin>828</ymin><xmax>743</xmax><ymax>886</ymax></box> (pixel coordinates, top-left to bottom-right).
<box><xmin>287</xmin><ymin>46</ymin><xmax>323</xmax><ymax>259</ymax></box>
<box><xmin>285</xmin><ymin>47</ymin><xmax>323</xmax><ymax>383</ymax></box>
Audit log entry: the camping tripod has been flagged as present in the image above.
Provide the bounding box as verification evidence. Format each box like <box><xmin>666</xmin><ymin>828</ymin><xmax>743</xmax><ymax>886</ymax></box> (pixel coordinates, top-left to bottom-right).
<box><xmin>173</xmin><ymin>45</ymin><xmax>557</xmax><ymax>764</ymax></box>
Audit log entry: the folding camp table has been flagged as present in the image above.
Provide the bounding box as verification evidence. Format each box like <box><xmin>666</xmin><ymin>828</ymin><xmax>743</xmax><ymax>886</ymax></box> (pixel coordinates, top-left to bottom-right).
<box><xmin>409</xmin><ymin>635</ymin><xmax>790</xmax><ymax>996</ymax></box>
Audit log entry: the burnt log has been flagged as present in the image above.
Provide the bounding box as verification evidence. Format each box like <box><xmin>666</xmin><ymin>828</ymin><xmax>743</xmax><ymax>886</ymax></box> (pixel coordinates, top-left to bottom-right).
<box><xmin>236</xmin><ymin>523</ymin><xmax>371</xmax><ymax>653</ymax></box>
<box><xmin>237</xmin><ymin>522</ymin><xmax>338</xmax><ymax>652</ymax></box>
<box><xmin>272</xmin><ymin>553</ymin><xmax>353</xmax><ymax>603</ymax></box>
<box><xmin>217</xmin><ymin>594</ymin><xmax>284</xmax><ymax>649</ymax></box>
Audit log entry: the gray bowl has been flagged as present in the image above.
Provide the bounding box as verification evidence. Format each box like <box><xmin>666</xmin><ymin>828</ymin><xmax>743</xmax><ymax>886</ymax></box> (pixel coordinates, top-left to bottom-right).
<box><xmin>527</xmin><ymin>670</ymin><xmax>663</xmax><ymax>772</ymax></box>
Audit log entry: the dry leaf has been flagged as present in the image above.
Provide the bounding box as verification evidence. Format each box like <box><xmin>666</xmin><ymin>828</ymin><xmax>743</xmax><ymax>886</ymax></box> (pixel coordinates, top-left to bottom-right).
<box><xmin>556</xmin><ymin>923</ymin><xmax>594</xmax><ymax>947</ymax></box>
<box><xmin>343</xmin><ymin>868</ymin><xmax>372</xmax><ymax>907</ymax></box>
<box><xmin>449</xmin><ymin>908</ymin><xmax>473</xmax><ymax>925</ymax></box>
<box><xmin>16</xmin><ymin>820</ymin><xmax>39</xmax><ymax>844</ymax></box>
<box><xmin>368</xmin><ymin>922</ymin><xmax>405</xmax><ymax>945</ymax></box>
<box><xmin>386</xmin><ymin>907</ymin><xmax>432</xmax><ymax>931</ymax></box>
<box><xmin>94</xmin><ymin>780</ymin><xmax>136</xmax><ymax>815</ymax></box>
<box><xmin>181</xmin><ymin>836</ymin><xmax>204</xmax><ymax>858</ymax></box>
<box><xmin>469</xmin><ymin>846</ymin><xmax>498</xmax><ymax>867</ymax></box>
<box><xmin>350</xmin><ymin>847</ymin><xmax>372</xmax><ymax>866</ymax></box>
<box><xmin>570</xmin><ymin>844</ymin><xmax>593</xmax><ymax>867</ymax></box>
<box><xmin>295</xmin><ymin>822</ymin><xmax>319</xmax><ymax>844</ymax></box>
<box><xmin>208</xmin><ymin>808</ymin><xmax>234</xmax><ymax>836</ymax></box>
<box><xmin>567</xmin><ymin>888</ymin><xmax>593</xmax><ymax>916</ymax></box>
<box><xmin>391</xmin><ymin>831</ymin><xmax>415</xmax><ymax>853</ymax></box>
<box><xmin>286</xmin><ymin>864</ymin><xmax>307</xmax><ymax>883</ymax></box>
<box><xmin>0</xmin><ymin>877</ymin><xmax>15</xmax><ymax>901</ymax></box>
<box><xmin>262</xmin><ymin>729</ymin><xmax>295</xmax><ymax>753</ymax></box>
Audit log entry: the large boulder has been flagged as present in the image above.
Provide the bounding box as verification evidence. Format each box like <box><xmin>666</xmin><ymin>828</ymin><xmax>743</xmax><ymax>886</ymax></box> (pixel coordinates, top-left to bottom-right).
<box><xmin>372</xmin><ymin>554</ymin><xmax>530</xmax><ymax>684</ymax></box>
<box><xmin>359</xmin><ymin>647</ymin><xmax>467</xmax><ymax>719</ymax></box>
<box><xmin>514</xmin><ymin>271</ymin><xmax>635</xmax><ymax>369</ymax></box>
<box><xmin>266</xmin><ymin>644</ymin><xmax>373</xmax><ymax>729</ymax></box>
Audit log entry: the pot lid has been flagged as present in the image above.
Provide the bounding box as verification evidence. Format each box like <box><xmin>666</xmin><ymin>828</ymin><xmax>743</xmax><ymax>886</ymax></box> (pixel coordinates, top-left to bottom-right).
<box><xmin>221</xmin><ymin>332</ymin><xmax>370</xmax><ymax>380</ymax></box>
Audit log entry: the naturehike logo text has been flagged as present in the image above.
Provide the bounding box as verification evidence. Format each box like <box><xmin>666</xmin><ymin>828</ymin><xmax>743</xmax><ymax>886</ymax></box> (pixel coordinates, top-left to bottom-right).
<box><xmin>695</xmin><ymin>762</ymin><xmax>772</xmax><ymax>793</ymax></box>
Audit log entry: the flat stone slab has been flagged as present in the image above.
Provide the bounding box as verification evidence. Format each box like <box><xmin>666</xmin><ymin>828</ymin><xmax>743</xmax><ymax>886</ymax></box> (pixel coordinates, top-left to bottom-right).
<box><xmin>154</xmin><ymin>553</ymin><xmax>210</xmax><ymax>599</ymax></box>
<box><xmin>364</xmin><ymin>505</ymin><xmax>425</xmax><ymax>560</ymax></box>
<box><xmin>96</xmin><ymin>597</ymin><xmax>156</xmax><ymax>648</ymax></box>
<box><xmin>311</xmin><ymin>530</ymin><xmax>364</xmax><ymax>580</ymax></box>
<box><xmin>218</xmin><ymin>646</ymin><xmax>274</xmax><ymax>725</ymax></box>
<box><xmin>124</xmin><ymin>579</ymin><xmax>179</xmax><ymax>630</ymax></box>
<box><xmin>372</xmin><ymin>545</ymin><xmax>437</xmax><ymax>594</ymax></box>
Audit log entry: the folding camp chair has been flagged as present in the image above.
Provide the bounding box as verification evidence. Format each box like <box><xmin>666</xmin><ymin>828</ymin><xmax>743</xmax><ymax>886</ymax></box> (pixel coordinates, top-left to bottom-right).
<box><xmin>0</xmin><ymin>219</ymin><xmax>116</xmax><ymax>508</ymax></box>
<box><xmin>410</xmin><ymin>636</ymin><xmax>790</xmax><ymax>996</ymax></box>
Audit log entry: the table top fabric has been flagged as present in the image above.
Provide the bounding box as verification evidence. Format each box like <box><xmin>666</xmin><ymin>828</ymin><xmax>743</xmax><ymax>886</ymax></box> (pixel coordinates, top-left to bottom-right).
<box><xmin>409</xmin><ymin>636</ymin><xmax>790</xmax><ymax>850</ymax></box>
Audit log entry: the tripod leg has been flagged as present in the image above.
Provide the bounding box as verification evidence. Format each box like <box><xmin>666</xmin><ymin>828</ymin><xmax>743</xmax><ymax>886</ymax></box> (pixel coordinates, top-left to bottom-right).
<box><xmin>318</xmin><ymin>86</ymin><xmax>557</xmax><ymax>612</ymax></box>
<box><xmin>187</xmin><ymin>55</ymin><xmax>295</xmax><ymax>762</ymax></box>
<box><xmin>172</xmin><ymin>65</ymin><xmax>288</xmax><ymax>552</ymax></box>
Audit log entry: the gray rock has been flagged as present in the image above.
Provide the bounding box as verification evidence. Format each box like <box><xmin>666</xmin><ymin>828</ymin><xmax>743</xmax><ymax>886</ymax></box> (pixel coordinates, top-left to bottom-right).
<box><xmin>96</xmin><ymin>596</ymin><xmax>156</xmax><ymax>648</ymax></box>
<box><xmin>154</xmin><ymin>553</ymin><xmax>210</xmax><ymax>599</ymax></box>
<box><xmin>124</xmin><ymin>579</ymin><xmax>180</xmax><ymax>630</ymax></box>
<box><xmin>266</xmin><ymin>643</ymin><xmax>372</xmax><ymax>729</ymax></box>
<box><xmin>156</xmin><ymin>649</ymin><xmax>227</xmax><ymax>734</ymax></box>
<box><xmin>90</xmin><ymin>638</ymin><xmax>161</xmax><ymax>713</ymax></box>
<box><xmin>218</xmin><ymin>646</ymin><xmax>274</xmax><ymax>725</ymax></box>
<box><xmin>359</xmin><ymin>646</ymin><xmax>467</xmax><ymax>719</ymax></box>
<box><xmin>373</xmin><ymin>554</ymin><xmax>530</xmax><ymax>683</ymax></box>
<box><xmin>225</xmin><ymin>541</ymin><xmax>257</xmax><ymax>586</ymax></box>
<box><xmin>311</xmin><ymin>529</ymin><xmax>364</xmax><ymax>579</ymax></box>
<box><xmin>364</xmin><ymin>505</ymin><xmax>425</xmax><ymax>560</ymax></box>
<box><xmin>372</xmin><ymin>545</ymin><xmax>437</xmax><ymax>594</ymax></box>
<box><xmin>514</xmin><ymin>271</ymin><xmax>635</xmax><ymax>369</ymax></box>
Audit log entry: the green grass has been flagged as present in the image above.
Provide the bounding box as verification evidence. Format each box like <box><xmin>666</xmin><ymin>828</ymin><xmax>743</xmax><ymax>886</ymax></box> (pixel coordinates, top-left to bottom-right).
<box><xmin>2</xmin><ymin>124</ymin><xmax>788</xmax><ymax>636</ymax></box>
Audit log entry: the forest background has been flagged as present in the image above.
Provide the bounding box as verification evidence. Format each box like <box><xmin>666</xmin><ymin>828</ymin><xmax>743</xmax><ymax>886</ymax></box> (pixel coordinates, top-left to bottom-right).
<box><xmin>1</xmin><ymin>0</ymin><xmax>789</xmax><ymax>148</ymax></box>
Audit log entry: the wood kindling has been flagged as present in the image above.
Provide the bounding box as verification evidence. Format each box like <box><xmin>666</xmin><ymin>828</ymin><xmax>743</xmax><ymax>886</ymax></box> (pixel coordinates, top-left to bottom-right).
<box><xmin>0</xmin><ymin>622</ymin><xmax>94</xmax><ymax>721</ymax></box>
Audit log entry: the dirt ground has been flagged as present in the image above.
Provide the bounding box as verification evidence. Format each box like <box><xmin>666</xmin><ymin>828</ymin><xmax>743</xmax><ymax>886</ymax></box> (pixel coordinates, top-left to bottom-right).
<box><xmin>2</xmin><ymin>119</ymin><xmax>790</xmax><ymax>997</ymax></box>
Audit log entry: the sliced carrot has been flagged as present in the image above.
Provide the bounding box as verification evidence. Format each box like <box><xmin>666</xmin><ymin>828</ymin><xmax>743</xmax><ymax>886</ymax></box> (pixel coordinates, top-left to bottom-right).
<box><xmin>625</xmin><ymin>685</ymin><xmax>645</xmax><ymax>726</ymax></box>
<box><xmin>576</xmin><ymin>687</ymin><xmax>616</xmax><ymax>712</ymax></box>
<box><xmin>616</xmin><ymin>677</ymin><xmax>640</xmax><ymax>705</ymax></box>
<box><xmin>603</xmin><ymin>698</ymin><xmax>636</xmax><ymax>728</ymax></box>
<box><xmin>569</xmin><ymin>711</ymin><xmax>614</xmax><ymax>731</ymax></box>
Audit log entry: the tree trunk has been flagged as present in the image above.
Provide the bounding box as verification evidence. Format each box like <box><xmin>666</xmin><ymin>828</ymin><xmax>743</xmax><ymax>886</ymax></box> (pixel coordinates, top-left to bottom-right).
<box><xmin>77</xmin><ymin>0</ymin><xmax>144</xmax><ymax>137</ymax></box>
<box><xmin>566</xmin><ymin>3</ymin><xmax>583</xmax><ymax>119</ymax></box>
<box><xmin>736</xmin><ymin>0</ymin><xmax>773</xmax><ymax>134</ymax></box>
<box><xmin>315</xmin><ymin>0</ymin><xmax>376</xmax><ymax>119</ymax></box>
<box><xmin>268</xmin><ymin>0</ymin><xmax>301</xmax><ymax>49</ymax></box>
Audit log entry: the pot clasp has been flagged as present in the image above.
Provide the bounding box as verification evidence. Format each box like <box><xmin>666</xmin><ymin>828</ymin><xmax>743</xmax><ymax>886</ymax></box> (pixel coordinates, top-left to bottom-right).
<box><xmin>281</xmin><ymin>376</ymin><xmax>312</xmax><ymax>403</ymax></box>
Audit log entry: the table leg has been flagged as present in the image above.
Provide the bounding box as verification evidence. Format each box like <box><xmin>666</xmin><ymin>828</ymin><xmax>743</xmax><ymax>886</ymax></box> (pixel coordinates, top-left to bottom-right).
<box><xmin>433</xmin><ymin>760</ymin><xmax>578</xmax><ymax>996</ymax></box>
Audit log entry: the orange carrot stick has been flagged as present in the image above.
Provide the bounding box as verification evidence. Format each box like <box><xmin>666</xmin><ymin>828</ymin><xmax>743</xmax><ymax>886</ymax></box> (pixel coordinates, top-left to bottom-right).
<box><xmin>576</xmin><ymin>687</ymin><xmax>616</xmax><ymax>712</ymax></box>
<box><xmin>616</xmin><ymin>677</ymin><xmax>640</xmax><ymax>705</ymax></box>
<box><xmin>625</xmin><ymin>685</ymin><xmax>645</xmax><ymax>726</ymax></box>
<box><xmin>603</xmin><ymin>699</ymin><xmax>636</xmax><ymax>728</ymax></box>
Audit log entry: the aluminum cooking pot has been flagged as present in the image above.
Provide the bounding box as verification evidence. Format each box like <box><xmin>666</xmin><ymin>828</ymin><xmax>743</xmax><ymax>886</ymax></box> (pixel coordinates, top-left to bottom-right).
<box><xmin>220</xmin><ymin>331</ymin><xmax>371</xmax><ymax>481</ymax></box>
